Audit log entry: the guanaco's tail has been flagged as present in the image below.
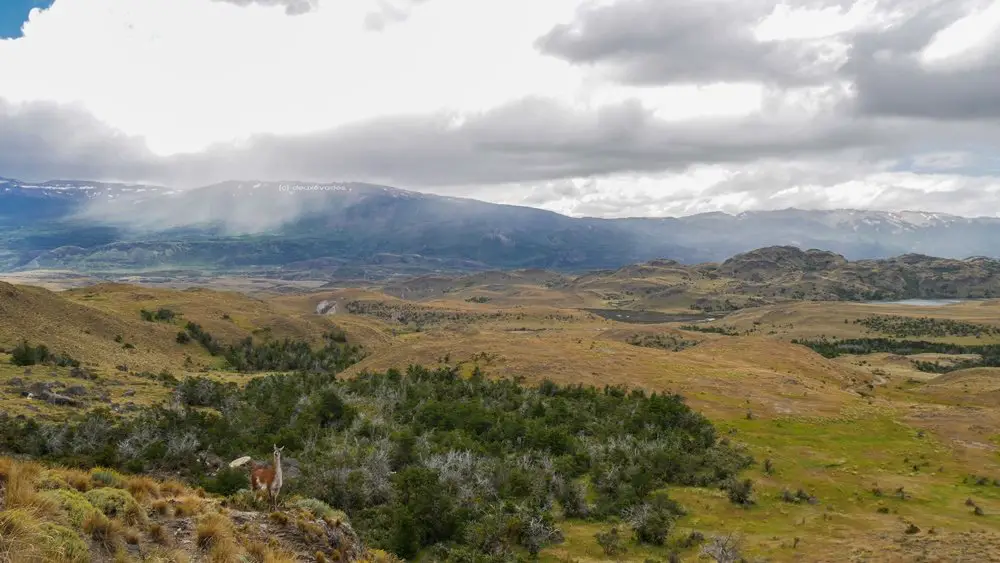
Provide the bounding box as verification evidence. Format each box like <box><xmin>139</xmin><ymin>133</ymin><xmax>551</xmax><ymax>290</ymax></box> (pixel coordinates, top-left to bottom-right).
<box><xmin>229</xmin><ymin>456</ymin><xmax>253</xmax><ymax>468</ymax></box>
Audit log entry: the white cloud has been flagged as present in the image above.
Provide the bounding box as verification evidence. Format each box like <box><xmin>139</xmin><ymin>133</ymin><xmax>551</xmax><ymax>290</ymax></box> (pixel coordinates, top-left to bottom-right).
<box><xmin>0</xmin><ymin>0</ymin><xmax>998</xmax><ymax>218</ymax></box>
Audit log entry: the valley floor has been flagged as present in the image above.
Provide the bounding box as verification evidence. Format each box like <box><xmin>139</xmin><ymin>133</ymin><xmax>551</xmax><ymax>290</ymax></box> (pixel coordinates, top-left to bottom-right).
<box><xmin>2</xmin><ymin>278</ymin><xmax>1000</xmax><ymax>561</ymax></box>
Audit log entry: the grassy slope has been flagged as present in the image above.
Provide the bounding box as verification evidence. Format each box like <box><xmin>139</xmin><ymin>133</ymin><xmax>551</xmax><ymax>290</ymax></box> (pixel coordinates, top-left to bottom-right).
<box><xmin>333</xmin><ymin>294</ymin><xmax>1000</xmax><ymax>562</ymax></box>
<box><xmin>3</xmin><ymin>280</ymin><xmax>1000</xmax><ymax>561</ymax></box>
<box><xmin>0</xmin><ymin>457</ymin><xmax>398</xmax><ymax>563</ymax></box>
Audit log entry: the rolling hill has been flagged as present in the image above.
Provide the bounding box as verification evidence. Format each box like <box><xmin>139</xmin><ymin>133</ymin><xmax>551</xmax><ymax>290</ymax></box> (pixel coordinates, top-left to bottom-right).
<box><xmin>3</xmin><ymin>273</ymin><xmax>1000</xmax><ymax>561</ymax></box>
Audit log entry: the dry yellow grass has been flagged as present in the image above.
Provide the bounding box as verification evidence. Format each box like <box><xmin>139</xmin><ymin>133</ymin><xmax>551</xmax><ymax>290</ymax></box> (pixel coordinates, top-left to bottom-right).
<box><xmin>172</xmin><ymin>495</ymin><xmax>204</xmax><ymax>517</ymax></box>
<box><xmin>6</xmin><ymin>277</ymin><xmax>1000</xmax><ymax>561</ymax></box>
<box><xmin>127</xmin><ymin>476</ymin><xmax>162</xmax><ymax>503</ymax></box>
<box><xmin>159</xmin><ymin>479</ymin><xmax>189</xmax><ymax>498</ymax></box>
<box><xmin>0</xmin><ymin>457</ymin><xmax>381</xmax><ymax>563</ymax></box>
<box><xmin>718</xmin><ymin>298</ymin><xmax>1000</xmax><ymax>342</ymax></box>
<box><xmin>342</xmin><ymin>325</ymin><xmax>870</xmax><ymax>418</ymax></box>
<box><xmin>0</xmin><ymin>280</ymin><xmax>384</xmax><ymax>376</ymax></box>
<box><xmin>83</xmin><ymin>511</ymin><xmax>124</xmax><ymax>553</ymax></box>
<box><xmin>197</xmin><ymin>511</ymin><xmax>245</xmax><ymax>562</ymax></box>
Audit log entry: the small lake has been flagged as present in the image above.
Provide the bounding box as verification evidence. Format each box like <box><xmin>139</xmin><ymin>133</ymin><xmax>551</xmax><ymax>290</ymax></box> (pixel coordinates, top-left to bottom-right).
<box><xmin>865</xmin><ymin>298</ymin><xmax>979</xmax><ymax>307</ymax></box>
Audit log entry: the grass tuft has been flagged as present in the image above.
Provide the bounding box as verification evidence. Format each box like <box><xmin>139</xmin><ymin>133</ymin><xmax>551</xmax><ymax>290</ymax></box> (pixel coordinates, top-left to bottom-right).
<box><xmin>245</xmin><ymin>540</ymin><xmax>298</xmax><ymax>563</ymax></box>
<box><xmin>196</xmin><ymin>512</ymin><xmax>243</xmax><ymax>563</ymax></box>
<box><xmin>83</xmin><ymin>511</ymin><xmax>124</xmax><ymax>553</ymax></box>
<box><xmin>160</xmin><ymin>479</ymin><xmax>188</xmax><ymax>498</ymax></box>
<box><xmin>172</xmin><ymin>495</ymin><xmax>202</xmax><ymax>517</ymax></box>
<box><xmin>151</xmin><ymin>498</ymin><xmax>173</xmax><ymax>517</ymax></box>
<box><xmin>196</xmin><ymin>512</ymin><xmax>232</xmax><ymax>550</ymax></box>
<box><xmin>127</xmin><ymin>476</ymin><xmax>162</xmax><ymax>503</ymax></box>
<box><xmin>149</xmin><ymin>522</ymin><xmax>171</xmax><ymax>545</ymax></box>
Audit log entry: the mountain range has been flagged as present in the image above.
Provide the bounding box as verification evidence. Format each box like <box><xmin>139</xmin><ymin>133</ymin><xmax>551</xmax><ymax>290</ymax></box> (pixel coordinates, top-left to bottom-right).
<box><xmin>3</xmin><ymin>176</ymin><xmax>1000</xmax><ymax>277</ymax></box>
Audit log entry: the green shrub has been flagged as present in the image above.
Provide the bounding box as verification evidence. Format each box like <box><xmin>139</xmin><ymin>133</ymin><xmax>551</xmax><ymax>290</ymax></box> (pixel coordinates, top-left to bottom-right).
<box><xmin>200</xmin><ymin>468</ymin><xmax>248</xmax><ymax>496</ymax></box>
<box><xmin>725</xmin><ymin>478</ymin><xmax>755</xmax><ymax>507</ymax></box>
<box><xmin>84</xmin><ymin>488</ymin><xmax>147</xmax><ymax>526</ymax></box>
<box><xmin>595</xmin><ymin>526</ymin><xmax>627</xmax><ymax>557</ymax></box>
<box><xmin>626</xmin><ymin>491</ymin><xmax>684</xmax><ymax>545</ymax></box>
<box><xmin>38</xmin><ymin>488</ymin><xmax>100</xmax><ymax>527</ymax></box>
<box><xmin>293</xmin><ymin>498</ymin><xmax>349</xmax><ymax>525</ymax></box>
<box><xmin>10</xmin><ymin>341</ymin><xmax>79</xmax><ymax>367</ymax></box>
<box><xmin>38</xmin><ymin>522</ymin><xmax>90</xmax><ymax>563</ymax></box>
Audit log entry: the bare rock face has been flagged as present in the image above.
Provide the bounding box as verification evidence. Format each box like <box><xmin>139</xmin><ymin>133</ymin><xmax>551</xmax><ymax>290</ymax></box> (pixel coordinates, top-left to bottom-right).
<box><xmin>39</xmin><ymin>390</ymin><xmax>81</xmax><ymax>407</ymax></box>
<box><xmin>282</xmin><ymin>457</ymin><xmax>302</xmax><ymax>480</ymax></box>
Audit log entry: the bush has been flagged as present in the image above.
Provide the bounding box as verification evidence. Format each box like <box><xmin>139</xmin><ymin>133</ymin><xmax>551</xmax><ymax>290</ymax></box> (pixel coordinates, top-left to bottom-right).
<box><xmin>724</xmin><ymin>479</ymin><xmax>755</xmax><ymax>507</ymax></box>
<box><xmin>0</xmin><ymin>511</ymin><xmax>90</xmax><ymax>563</ymax></box>
<box><xmin>595</xmin><ymin>526</ymin><xmax>627</xmax><ymax>557</ymax></box>
<box><xmin>38</xmin><ymin>488</ymin><xmax>100</xmax><ymax>527</ymax></box>
<box><xmin>200</xmin><ymin>468</ymin><xmax>247</xmax><ymax>496</ymax></box>
<box><xmin>84</xmin><ymin>488</ymin><xmax>147</xmax><ymax>526</ymax></box>
<box><xmin>701</xmin><ymin>534</ymin><xmax>743</xmax><ymax>563</ymax></box>
<box><xmin>10</xmin><ymin>341</ymin><xmax>79</xmax><ymax>367</ymax></box>
<box><xmin>679</xmin><ymin>530</ymin><xmax>706</xmax><ymax>548</ymax></box>
<box><xmin>625</xmin><ymin>491</ymin><xmax>685</xmax><ymax>545</ymax></box>
<box><xmin>39</xmin><ymin>521</ymin><xmax>91</xmax><ymax>562</ymax></box>
<box><xmin>141</xmin><ymin>308</ymin><xmax>177</xmax><ymax>323</ymax></box>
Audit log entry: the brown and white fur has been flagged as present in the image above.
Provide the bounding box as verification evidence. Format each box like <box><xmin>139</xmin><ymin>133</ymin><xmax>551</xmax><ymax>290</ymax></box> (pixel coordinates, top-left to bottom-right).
<box><xmin>230</xmin><ymin>444</ymin><xmax>284</xmax><ymax>510</ymax></box>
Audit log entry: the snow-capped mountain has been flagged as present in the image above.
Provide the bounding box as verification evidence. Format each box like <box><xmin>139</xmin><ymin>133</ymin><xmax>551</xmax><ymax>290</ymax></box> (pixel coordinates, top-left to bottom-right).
<box><xmin>2</xmin><ymin>176</ymin><xmax>1000</xmax><ymax>274</ymax></box>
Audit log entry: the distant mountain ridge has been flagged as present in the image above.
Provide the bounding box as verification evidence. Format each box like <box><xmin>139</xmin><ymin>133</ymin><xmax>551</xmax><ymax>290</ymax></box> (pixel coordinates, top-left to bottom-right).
<box><xmin>3</xmin><ymin>176</ymin><xmax>1000</xmax><ymax>275</ymax></box>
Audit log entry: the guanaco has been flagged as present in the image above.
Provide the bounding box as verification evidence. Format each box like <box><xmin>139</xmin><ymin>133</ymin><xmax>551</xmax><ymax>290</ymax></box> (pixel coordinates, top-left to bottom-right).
<box><xmin>230</xmin><ymin>444</ymin><xmax>284</xmax><ymax>510</ymax></box>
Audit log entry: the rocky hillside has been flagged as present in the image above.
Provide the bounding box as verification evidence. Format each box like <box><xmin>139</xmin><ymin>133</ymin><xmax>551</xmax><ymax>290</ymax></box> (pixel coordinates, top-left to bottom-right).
<box><xmin>378</xmin><ymin>247</ymin><xmax>1000</xmax><ymax>312</ymax></box>
<box><xmin>0</xmin><ymin>457</ymin><xmax>396</xmax><ymax>562</ymax></box>
<box><xmin>711</xmin><ymin>247</ymin><xmax>1000</xmax><ymax>301</ymax></box>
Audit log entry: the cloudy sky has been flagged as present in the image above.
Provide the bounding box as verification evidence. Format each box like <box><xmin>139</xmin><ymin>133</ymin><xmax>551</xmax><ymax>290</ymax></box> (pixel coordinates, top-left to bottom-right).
<box><xmin>1</xmin><ymin>0</ymin><xmax>999</xmax><ymax>218</ymax></box>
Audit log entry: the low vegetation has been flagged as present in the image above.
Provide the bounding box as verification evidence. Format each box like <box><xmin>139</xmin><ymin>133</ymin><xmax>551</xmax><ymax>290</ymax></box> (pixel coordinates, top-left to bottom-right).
<box><xmin>0</xmin><ymin>456</ymin><xmax>382</xmax><ymax>562</ymax></box>
<box><xmin>855</xmin><ymin>315</ymin><xmax>1000</xmax><ymax>339</ymax></box>
<box><xmin>793</xmin><ymin>337</ymin><xmax>1000</xmax><ymax>373</ymax></box>
<box><xmin>680</xmin><ymin>324</ymin><xmax>740</xmax><ymax>336</ymax></box>
<box><xmin>0</xmin><ymin>363</ymin><xmax>752</xmax><ymax>560</ymax></box>
<box><xmin>9</xmin><ymin>341</ymin><xmax>80</xmax><ymax>368</ymax></box>
<box><xmin>625</xmin><ymin>333</ymin><xmax>698</xmax><ymax>352</ymax></box>
<box><xmin>140</xmin><ymin>308</ymin><xmax>178</xmax><ymax>323</ymax></box>
<box><xmin>181</xmin><ymin>322</ymin><xmax>364</xmax><ymax>373</ymax></box>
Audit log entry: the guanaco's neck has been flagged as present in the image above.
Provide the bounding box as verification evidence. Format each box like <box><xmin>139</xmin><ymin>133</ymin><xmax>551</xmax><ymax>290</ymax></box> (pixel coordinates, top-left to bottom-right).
<box><xmin>273</xmin><ymin>454</ymin><xmax>283</xmax><ymax>487</ymax></box>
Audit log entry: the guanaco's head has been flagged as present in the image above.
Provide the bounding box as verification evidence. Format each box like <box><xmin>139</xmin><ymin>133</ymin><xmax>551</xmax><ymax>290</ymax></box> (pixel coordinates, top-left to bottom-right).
<box><xmin>273</xmin><ymin>443</ymin><xmax>285</xmax><ymax>462</ymax></box>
